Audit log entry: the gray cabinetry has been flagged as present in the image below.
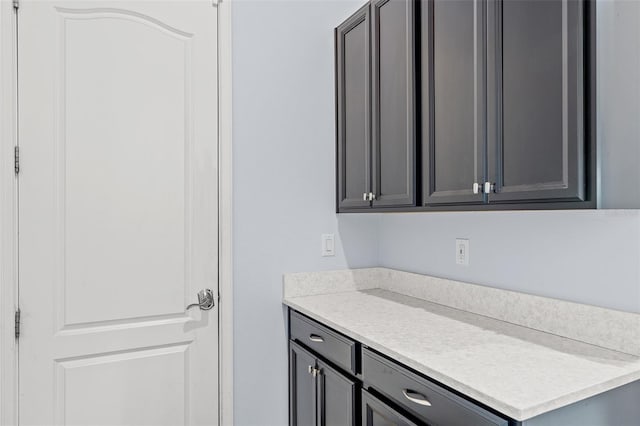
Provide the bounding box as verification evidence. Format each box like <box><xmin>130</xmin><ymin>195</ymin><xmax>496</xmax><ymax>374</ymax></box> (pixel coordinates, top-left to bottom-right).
<box><xmin>486</xmin><ymin>0</ymin><xmax>592</xmax><ymax>204</ymax></box>
<box><xmin>289</xmin><ymin>341</ymin><xmax>358</xmax><ymax>426</ymax></box>
<box><xmin>422</xmin><ymin>0</ymin><xmax>486</xmax><ymax>205</ymax></box>
<box><xmin>336</xmin><ymin>4</ymin><xmax>371</xmax><ymax>210</ymax></box>
<box><xmin>290</xmin><ymin>342</ymin><xmax>317</xmax><ymax>426</ymax></box>
<box><xmin>336</xmin><ymin>0</ymin><xmax>416</xmax><ymax>211</ymax></box>
<box><xmin>362</xmin><ymin>390</ymin><xmax>420</xmax><ymax>426</ymax></box>
<box><xmin>421</xmin><ymin>0</ymin><xmax>594</xmax><ymax>208</ymax></box>
<box><xmin>371</xmin><ymin>0</ymin><xmax>416</xmax><ymax>207</ymax></box>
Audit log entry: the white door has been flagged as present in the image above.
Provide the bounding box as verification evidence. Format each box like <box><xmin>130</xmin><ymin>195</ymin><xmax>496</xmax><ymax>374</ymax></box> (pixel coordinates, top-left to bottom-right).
<box><xmin>17</xmin><ymin>1</ymin><xmax>219</xmax><ymax>424</ymax></box>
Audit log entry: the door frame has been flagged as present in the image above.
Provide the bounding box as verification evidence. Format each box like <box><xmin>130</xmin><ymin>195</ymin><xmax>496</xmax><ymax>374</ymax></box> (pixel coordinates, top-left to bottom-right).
<box><xmin>0</xmin><ymin>0</ymin><xmax>234</xmax><ymax>424</ymax></box>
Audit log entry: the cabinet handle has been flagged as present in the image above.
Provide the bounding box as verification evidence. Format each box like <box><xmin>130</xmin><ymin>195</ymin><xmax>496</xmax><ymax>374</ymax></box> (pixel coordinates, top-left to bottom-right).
<box><xmin>484</xmin><ymin>182</ymin><xmax>495</xmax><ymax>194</ymax></box>
<box><xmin>368</xmin><ymin>192</ymin><xmax>376</xmax><ymax>201</ymax></box>
<box><xmin>309</xmin><ymin>334</ymin><xmax>324</xmax><ymax>343</ymax></box>
<box><xmin>363</xmin><ymin>192</ymin><xmax>368</xmax><ymax>201</ymax></box>
<box><xmin>472</xmin><ymin>183</ymin><xmax>480</xmax><ymax>194</ymax></box>
<box><xmin>402</xmin><ymin>389</ymin><xmax>432</xmax><ymax>407</ymax></box>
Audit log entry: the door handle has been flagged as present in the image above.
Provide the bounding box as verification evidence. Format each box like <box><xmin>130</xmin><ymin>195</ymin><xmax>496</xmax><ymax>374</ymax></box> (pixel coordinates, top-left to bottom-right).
<box><xmin>186</xmin><ymin>289</ymin><xmax>215</xmax><ymax>311</ymax></box>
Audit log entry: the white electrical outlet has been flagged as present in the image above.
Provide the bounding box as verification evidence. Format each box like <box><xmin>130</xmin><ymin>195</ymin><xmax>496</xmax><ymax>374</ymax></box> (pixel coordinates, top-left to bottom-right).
<box><xmin>455</xmin><ymin>239</ymin><xmax>469</xmax><ymax>266</ymax></box>
<box><xmin>321</xmin><ymin>234</ymin><xmax>335</xmax><ymax>257</ymax></box>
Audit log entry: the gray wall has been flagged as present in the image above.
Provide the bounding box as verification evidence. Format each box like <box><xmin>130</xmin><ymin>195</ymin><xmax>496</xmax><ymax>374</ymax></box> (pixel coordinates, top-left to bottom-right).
<box><xmin>598</xmin><ymin>0</ymin><xmax>640</xmax><ymax>208</ymax></box>
<box><xmin>232</xmin><ymin>0</ymin><xmax>640</xmax><ymax>425</ymax></box>
<box><xmin>232</xmin><ymin>1</ymin><xmax>377</xmax><ymax>425</ymax></box>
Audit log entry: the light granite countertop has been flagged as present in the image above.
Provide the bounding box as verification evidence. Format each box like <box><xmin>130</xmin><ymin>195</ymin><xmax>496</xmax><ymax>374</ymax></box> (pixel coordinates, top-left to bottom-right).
<box><xmin>283</xmin><ymin>289</ymin><xmax>640</xmax><ymax>421</ymax></box>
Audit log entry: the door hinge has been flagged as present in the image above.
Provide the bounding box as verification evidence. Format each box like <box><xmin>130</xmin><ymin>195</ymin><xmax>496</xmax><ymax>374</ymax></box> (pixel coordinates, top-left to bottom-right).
<box><xmin>12</xmin><ymin>0</ymin><xmax>19</xmax><ymax>10</ymax></box>
<box><xmin>14</xmin><ymin>146</ymin><xmax>19</xmax><ymax>175</ymax></box>
<box><xmin>14</xmin><ymin>309</ymin><xmax>20</xmax><ymax>339</ymax></box>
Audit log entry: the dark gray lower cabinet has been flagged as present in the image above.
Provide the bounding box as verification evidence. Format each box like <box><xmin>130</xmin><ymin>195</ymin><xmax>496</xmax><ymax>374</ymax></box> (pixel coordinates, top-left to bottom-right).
<box><xmin>362</xmin><ymin>390</ymin><xmax>420</xmax><ymax>426</ymax></box>
<box><xmin>290</xmin><ymin>342</ymin><xmax>318</xmax><ymax>426</ymax></box>
<box><xmin>289</xmin><ymin>341</ymin><xmax>358</xmax><ymax>426</ymax></box>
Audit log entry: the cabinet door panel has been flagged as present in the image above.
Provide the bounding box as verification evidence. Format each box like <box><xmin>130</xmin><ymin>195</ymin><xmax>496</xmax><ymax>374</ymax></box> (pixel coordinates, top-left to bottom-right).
<box><xmin>422</xmin><ymin>0</ymin><xmax>486</xmax><ymax>205</ymax></box>
<box><xmin>487</xmin><ymin>0</ymin><xmax>586</xmax><ymax>202</ymax></box>
<box><xmin>337</xmin><ymin>5</ymin><xmax>372</xmax><ymax>209</ymax></box>
<box><xmin>362</xmin><ymin>390</ymin><xmax>420</xmax><ymax>426</ymax></box>
<box><xmin>290</xmin><ymin>342</ymin><xmax>317</xmax><ymax>426</ymax></box>
<box><xmin>371</xmin><ymin>0</ymin><xmax>416</xmax><ymax>207</ymax></box>
<box><xmin>318</xmin><ymin>360</ymin><xmax>358</xmax><ymax>426</ymax></box>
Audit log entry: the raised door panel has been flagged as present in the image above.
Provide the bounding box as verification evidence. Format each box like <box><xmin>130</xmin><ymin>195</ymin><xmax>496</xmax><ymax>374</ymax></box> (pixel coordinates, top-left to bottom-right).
<box><xmin>18</xmin><ymin>2</ymin><xmax>219</xmax><ymax>424</ymax></box>
<box><xmin>318</xmin><ymin>360</ymin><xmax>358</xmax><ymax>426</ymax></box>
<box><xmin>422</xmin><ymin>0</ymin><xmax>486</xmax><ymax>206</ymax></box>
<box><xmin>487</xmin><ymin>0</ymin><xmax>588</xmax><ymax>203</ymax></box>
<box><xmin>337</xmin><ymin>5</ymin><xmax>372</xmax><ymax>210</ymax></box>
<box><xmin>362</xmin><ymin>390</ymin><xmax>420</xmax><ymax>426</ymax></box>
<box><xmin>290</xmin><ymin>342</ymin><xmax>317</xmax><ymax>426</ymax></box>
<box><xmin>371</xmin><ymin>0</ymin><xmax>416</xmax><ymax>207</ymax></box>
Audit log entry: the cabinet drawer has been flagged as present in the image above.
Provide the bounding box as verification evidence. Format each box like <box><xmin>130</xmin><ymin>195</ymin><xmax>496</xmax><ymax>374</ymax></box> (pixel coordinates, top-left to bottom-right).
<box><xmin>362</xmin><ymin>348</ymin><xmax>509</xmax><ymax>426</ymax></box>
<box><xmin>290</xmin><ymin>310</ymin><xmax>358</xmax><ymax>374</ymax></box>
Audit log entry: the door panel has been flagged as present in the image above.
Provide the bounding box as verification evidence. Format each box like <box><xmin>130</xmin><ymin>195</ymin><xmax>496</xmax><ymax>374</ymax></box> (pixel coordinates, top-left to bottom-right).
<box><xmin>487</xmin><ymin>0</ymin><xmax>586</xmax><ymax>202</ymax></box>
<box><xmin>336</xmin><ymin>4</ymin><xmax>372</xmax><ymax>209</ymax></box>
<box><xmin>290</xmin><ymin>342</ymin><xmax>317</xmax><ymax>426</ymax></box>
<box><xmin>371</xmin><ymin>0</ymin><xmax>416</xmax><ymax>207</ymax></box>
<box><xmin>422</xmin><ymin>0</ymin><xmax>486</xmax><ymax>205</ymax></box>
<box><xmin>318</xmin><ymin>360</ymin><xmax>357</xmax><ymax>426</ymax></box>
<box><xmin>18</xmin><ymin>1</ymin><xmax>219</xmax><ymax>425</ymax></box>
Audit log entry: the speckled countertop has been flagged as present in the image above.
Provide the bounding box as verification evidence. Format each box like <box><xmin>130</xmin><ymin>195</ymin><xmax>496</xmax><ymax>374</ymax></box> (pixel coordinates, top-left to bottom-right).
<box><xmin>283</xmin><ymin>289</ymin><xmax>640</xmax><ymax>421</ymax></box>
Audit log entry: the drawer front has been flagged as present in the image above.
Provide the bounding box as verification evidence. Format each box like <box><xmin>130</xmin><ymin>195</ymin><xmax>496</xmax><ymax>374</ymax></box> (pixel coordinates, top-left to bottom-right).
<box><xmin>362</xmin><ymin>349</ymin><xmax>509</xmax><ymax>426</ymax></box>
<box><xmin>290</xmin><ymin>310</ymin><xmax>358</xmax><ymax>374</ymax></box>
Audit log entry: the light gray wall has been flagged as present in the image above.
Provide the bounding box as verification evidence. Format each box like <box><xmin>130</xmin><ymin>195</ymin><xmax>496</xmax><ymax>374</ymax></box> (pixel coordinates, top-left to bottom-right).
<box><xmin>232</xmin><ymin>0</ymin><xmax>640</xmax><ymax>424</ymax></box>
<box><xmin>598</xmin><ymin>0</ymin><xmax>640</xmax><ymax>208</ymax></box>
<box><xmin>378</xmin><ymin>210</ymin><xmax>640</xmax><ymax>313</ymax></box>
<box><xmin>232</xmin><ymin>1</ymin><xmax>377</xmax><ymax>425</ymax></box>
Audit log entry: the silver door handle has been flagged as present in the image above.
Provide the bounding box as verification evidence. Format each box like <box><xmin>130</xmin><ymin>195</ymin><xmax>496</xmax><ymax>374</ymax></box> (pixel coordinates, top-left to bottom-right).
<box><xmin>402</xmin><ymin>389</ymin><xmax>432</xmax><ymax>407</ymax></box>
<box><xmin>186</xmin><ymin>289</ymin><xmax>215</xmax><ymax>311</ymax></box>
<box><xmin>309</xmin><ymin>334</ymin><xmax>324</xmax><ymax>343</ymax></box>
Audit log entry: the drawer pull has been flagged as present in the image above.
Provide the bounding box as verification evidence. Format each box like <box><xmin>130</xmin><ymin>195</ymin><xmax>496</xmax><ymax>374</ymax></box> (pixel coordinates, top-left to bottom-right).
<box><xmin>309</xmin><ymin>334</ymin><xmax>325</xmax><ymax>343</ymax></box>
<box><xmin>402</xmin><ymin>389</ymin><xmax>432</xmax><ymax>407</ymax></box>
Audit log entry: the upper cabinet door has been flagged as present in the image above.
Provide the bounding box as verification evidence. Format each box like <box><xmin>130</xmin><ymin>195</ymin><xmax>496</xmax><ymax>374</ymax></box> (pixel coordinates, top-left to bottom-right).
<box><xmin>371</xmin><ymin>0</ymin><xmax>417</xmax><ymax>207</ymax></box>
<box><xmin>487</xmin><ymin>0</ymin><xmax>589</xmax><ymax>203</ymax></box>
<box><xmin>422</xmin><ymin>0</ymin><xmax>487</xmax><ymax>206</ymax></box>
<box><xmin>336</xmin><ymin>5</ymin><xmax>372</xmax><ymax>210</ymax></box>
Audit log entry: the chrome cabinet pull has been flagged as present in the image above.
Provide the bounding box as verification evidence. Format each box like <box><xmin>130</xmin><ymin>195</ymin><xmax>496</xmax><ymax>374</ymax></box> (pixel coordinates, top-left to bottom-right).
<box><xmin>473</xmin><ymin>182</ymin><xmax>480</xmax><ymax>194</ymax></box>
<box><xmin>402</xmin><ymin>389</ymin><xmax>432</xmax><ymax>407</ymax></box>
<box><xmin>309</xmin><ymin>334</ymin><xmax>324</xmax><ymax>343</ymax></box>
<box><xmin>185</xmin><ymin>289</ymin><xmax>215</xmax><ymax>311</ymax></box>
<box><xmin>484</xmin><ymin>181</ymin><xmax>495</xmax><ymax>194</ymax></box>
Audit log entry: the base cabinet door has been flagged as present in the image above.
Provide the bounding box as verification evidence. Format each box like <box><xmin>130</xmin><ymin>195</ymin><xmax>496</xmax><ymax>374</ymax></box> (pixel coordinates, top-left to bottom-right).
<box><xmin>362</xmin><ymin>390</ymin><xmax>421</xmax><ymax>426</ymax></box>
<box><xmin>290</xmin><ymin>342</ymin><xmax>317</xmax><ymax>426</ymax></box>
<box><xmin>290</xmin><ymin>341</ymin><xmax>358</xmax><ymax>426</ymax></box>
<box><xmin>318</xmin><ymin>360</ymin><xmax>358</xmax><ymax>426</ymax></box>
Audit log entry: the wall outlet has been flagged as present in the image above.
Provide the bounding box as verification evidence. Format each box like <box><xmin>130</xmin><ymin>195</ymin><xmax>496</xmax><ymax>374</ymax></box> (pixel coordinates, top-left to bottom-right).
<box><xmin>455</xmin><ymin>239</ymin><xmax>469</xmax><ymax>266</ymax></box>
<box><xmin>321</xmin><ymin>234</ymin><xmax>335</xmax><ymax>257</ymax></box>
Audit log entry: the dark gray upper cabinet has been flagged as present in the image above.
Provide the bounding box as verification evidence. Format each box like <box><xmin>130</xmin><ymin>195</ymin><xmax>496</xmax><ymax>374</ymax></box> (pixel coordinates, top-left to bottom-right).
<box><xmin>290</xmin><ymin>342</ymin><xmax>317</xmax><ymax>426</ymax></box>
<box><xmin>338</xmin><ymin>0</ymin><xmax>594</xmax><ymax>212</ymax></box>
<box><xmin>336</xmin><ymin>0</ymin><xmax>417</xmax><ymax>211</ymax></box>
<box><xmin>371</xmin><ymin>0</ymin><xmax>416</xmax><ymax>207</ymax></box>
<box><xmin>336</xmin><ymin>4</ymin><xmax>371</xmax><ymax>210</ymax></box>
<box><xmin>486</xmin><ymin>0</ymin><xmax>590</xmax><ymax>203</ymax></box>
<box><xmin>422</xmin><ymin>0</ymin><xmax>486</xmax><ymax>205</ymax></box>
